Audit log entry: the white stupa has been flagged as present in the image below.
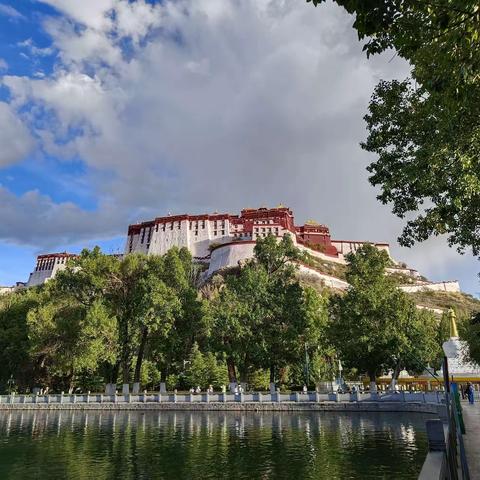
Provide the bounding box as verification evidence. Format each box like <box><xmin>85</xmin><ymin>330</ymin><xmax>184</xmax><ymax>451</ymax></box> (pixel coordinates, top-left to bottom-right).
<box><xmin>440</xmin><ymin>309</ymin><xmax>480</xmax><ymax>381</ymax></box>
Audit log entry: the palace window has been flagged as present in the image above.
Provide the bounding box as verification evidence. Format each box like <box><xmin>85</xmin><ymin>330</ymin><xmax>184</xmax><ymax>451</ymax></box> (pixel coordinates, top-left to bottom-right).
<box><xmin>221</xmin><ymin>230</ymin><xmax>225</xmax><ymax>235</ymax></box>
<box><xmin>214</xmin><ymin>231</ymin><xmax>217</xmax><ymax>236</ymax></box>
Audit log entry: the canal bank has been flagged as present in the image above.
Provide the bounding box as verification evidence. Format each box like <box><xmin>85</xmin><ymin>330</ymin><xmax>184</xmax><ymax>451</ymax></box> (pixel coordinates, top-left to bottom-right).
<box><xmin>0</xmin><ymin>400</ymin><xmax>445</xmax><ymax>414</ymax></box>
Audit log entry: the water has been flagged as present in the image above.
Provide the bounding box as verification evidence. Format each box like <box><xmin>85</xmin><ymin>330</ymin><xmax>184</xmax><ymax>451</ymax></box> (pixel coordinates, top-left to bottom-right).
<box><xmin>0</xmin><ymin>410</ymin><xmax>429</xmax><ymax>479</ymax></box>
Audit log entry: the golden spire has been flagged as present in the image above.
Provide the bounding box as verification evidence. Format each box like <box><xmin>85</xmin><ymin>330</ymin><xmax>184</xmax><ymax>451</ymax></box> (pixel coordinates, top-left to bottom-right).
<box><xmin>448</xmin><ymin>308</ymin><xmax>458</xmax><ymax>337</ymax></box>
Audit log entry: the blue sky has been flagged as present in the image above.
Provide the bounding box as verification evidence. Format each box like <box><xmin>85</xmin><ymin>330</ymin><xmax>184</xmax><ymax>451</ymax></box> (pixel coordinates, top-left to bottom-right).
<box><xmin>0</xmin><ymin>0</ymin><xmax>478</xmax><ymax>296</ymax></box>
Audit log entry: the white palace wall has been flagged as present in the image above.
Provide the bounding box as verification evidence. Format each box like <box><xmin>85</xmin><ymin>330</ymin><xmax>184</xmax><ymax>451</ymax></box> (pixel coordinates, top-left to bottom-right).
<box><xmin>208</xmin><ymin>242</ymin><xmax>256</xmax><ymax>276</ymax></box>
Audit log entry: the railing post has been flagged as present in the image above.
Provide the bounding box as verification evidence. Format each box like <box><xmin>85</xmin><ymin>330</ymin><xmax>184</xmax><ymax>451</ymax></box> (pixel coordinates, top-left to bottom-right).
<box><xmin>276</xmin><ymin>389</ymin><xmax>281</xmax><ymax>403</ymax></box>
<box><xmin>73</xmin><ymin>394</ymin><xmax>76</xmax><ymax>404</ymax></box>
<box><xmin>99</xmin><ymin>393</ymin><xmax>103</xmax><ymax>404</ymax></box>
<box><xmin>315</xmin><ymin>391</ymin><xmax>320</xmax><ymax>403</ymax></box>
<box><xmin>86</xmin><ymin>391</ymin><xmax>90</xmax><ymax>404</ymax></box>
<box><xmin>173</xmin><ymin>390</ymin><xmax>177</xmax><ymax>403</ymax></box>
<box><xmin>143</xmin><ymin>390</ymin><xmax>147</xmax><ymax>403</ymax></box>
<box><xmin>205</xmin><ymin>392</ymin><xmax>210</xmax><ymax>403</ymax></box>
<box><xmin>258</xmin><ymin>392</ymin><xmax>262</xmax><ymax>403</ymax></box>
<box><xmin>295</xmin><ymin>392</ymin><xmax>300</xmax><ymax>403</ymax></box>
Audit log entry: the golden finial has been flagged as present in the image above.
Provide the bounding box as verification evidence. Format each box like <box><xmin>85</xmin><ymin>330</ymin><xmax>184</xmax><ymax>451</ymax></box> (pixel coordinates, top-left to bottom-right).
<box><xmin>448</xmin><ymin>308</ymin><xmax>458</xmax><ymax>337</ymax></box>
<box><xmin>305</xmin><ymin>219</ymin><xmax>320</xmax><ymax>226</ymax></box>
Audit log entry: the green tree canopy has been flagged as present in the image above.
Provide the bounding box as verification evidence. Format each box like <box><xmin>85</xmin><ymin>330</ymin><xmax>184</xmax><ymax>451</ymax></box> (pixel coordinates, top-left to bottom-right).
<box><xmin>308</xmin><ymin>0</ymin><xmax>480</xmax><ymax>255</ymax></box>
<box><xmin>206</xmin><ymin>234</ymin><xmax>329</xmax><ymax>387</ymax></box>
<box><xmin>329</xmin><ymin>244</ymin><xmax>441</xmax><ymax>388</ymax></box>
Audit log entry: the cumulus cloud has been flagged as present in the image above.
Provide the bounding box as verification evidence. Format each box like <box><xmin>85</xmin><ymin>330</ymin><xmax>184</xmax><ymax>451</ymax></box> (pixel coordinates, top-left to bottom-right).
<box><xmin>0</xmin><ymin>0</ymin><xmax>476</xmax><ymax>290</ymax></box>
<box><xmin>0</xmin><ymin>102</ymin><xmax>34</xmax><ymax>167</ymax></box>
<box><xmin>0</xmin><ymin>58</ymin><xmax>7</xmax><ymax>70</ymax></box>
<box><xmin>0</xmin><ymin>186</ymin><xmax>125</xmax><ymax>249</ymax></box>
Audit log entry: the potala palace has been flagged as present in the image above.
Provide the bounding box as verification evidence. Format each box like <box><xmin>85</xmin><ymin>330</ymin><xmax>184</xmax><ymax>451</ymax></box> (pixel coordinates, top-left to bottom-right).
<box><xmin>16</xmin><ymin>205</ymin><xmax>460</xmax><ymax>297</ymax></box>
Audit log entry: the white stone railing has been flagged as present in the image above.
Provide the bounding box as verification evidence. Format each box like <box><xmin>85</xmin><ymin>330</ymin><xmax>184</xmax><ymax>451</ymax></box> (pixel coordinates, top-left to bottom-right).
<box><xmin>0</xmin><ymin>391</ymin><xmax>445</xmax><ymax>405</ymax></box>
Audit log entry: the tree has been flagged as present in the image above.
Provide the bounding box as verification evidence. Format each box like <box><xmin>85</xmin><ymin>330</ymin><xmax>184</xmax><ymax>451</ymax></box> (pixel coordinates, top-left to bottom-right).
<box><xmin>206</xmin><ymin>234</ymin><xmax>329</xmax><ymax>389</ymax></box>
<box><xmin>205</xmin><ymin>267</ymin><xmax>262</xmax><ymax>386</ymax></box>
<box><xmin>307</xmin><ymin>0</ymin><xmax>480</xmax><ymax>255</ymax></box>
<box><xmin>27</xmin><ymin>298</ymin><xmax>116</xmax><ymax>392</ymax></box>
<box><xmin>0</xmin><ymin>289</ymin><xmax>41</xmax><ymax>392</ymax></box>
<box><xmin>461</xmin><ymin>311</ymin><xmax>480</xmax><ymax>365</ymax></box>
<box><xmin>329</xmin><ymin>244</ymin><xmax>440</xmax><ymax>391</ymax></box>
<box><xmin>54</xmin><ymin>248</ymin><xmax>183</xmax><ymax>388</ymax></box>
<box><xmin>183</xmin><ymin>343</ymin><xmax>228</xmax><ymax>389</ymax></box>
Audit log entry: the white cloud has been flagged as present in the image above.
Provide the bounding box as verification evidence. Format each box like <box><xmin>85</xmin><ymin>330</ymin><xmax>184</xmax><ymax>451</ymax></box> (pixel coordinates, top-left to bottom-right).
<box><xmin>0</xmin><ymin>186</ymin><xmax>125</xmax><ymax>249</ymax></box>
<box><xmin>17</xmin><ymin>38</ymin><xmax>55</xmax><ymax>57</ymax></box>
<box><xmin>0</xmin><ymin>0</ymin><xmax>477</xmax><ymax>292</ymax></box>
<box><xmin>0</xmin><ymin>102</ymin><xmax>34</xmax><ymax>167</ymax></box>
<box><xmin>0</xmin><ymin>58</ymin><xmax>7</xmax><ymax>70</ymax></box>
<box><xmin>0</xmin><ymin>4</ymin><xmax>25</xmax><ymax>20</ymax></box>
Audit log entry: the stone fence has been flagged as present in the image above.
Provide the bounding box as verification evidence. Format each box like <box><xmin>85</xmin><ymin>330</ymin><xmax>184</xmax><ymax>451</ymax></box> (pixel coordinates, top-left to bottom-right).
<box><xmin>0</xmin><ymin>390</ymin><xmax>445</xmax><ymax>407</ymax></box>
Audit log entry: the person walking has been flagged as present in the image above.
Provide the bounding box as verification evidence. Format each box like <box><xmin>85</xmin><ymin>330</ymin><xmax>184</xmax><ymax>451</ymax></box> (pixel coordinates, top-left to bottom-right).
<box><xmin>466</xmin><ymin>383</ymin><xmax>475</xmax><ymax>405</ymax></box>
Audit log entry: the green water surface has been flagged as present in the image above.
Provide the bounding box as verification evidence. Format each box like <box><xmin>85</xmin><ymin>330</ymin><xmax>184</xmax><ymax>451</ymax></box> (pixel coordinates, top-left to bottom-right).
<box><xmin>0</xmin><ymin>410</ymin><xmax>430</xmax><ymax>479</ymax></box>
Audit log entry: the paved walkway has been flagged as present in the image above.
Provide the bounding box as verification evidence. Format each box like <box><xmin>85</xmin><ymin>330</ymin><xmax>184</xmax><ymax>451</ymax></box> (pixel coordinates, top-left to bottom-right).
<box><xmin>462</xmin><ymin>400</ymin><xmax>480</xmax><ymax>479</ymax></box>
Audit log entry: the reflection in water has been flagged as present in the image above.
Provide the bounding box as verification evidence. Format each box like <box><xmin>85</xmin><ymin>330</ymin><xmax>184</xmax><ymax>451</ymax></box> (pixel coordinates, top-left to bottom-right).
<box><xmin>0</xmin><ymin>410</ymin><xmax>429</xmax><ymax>479</ymax></box>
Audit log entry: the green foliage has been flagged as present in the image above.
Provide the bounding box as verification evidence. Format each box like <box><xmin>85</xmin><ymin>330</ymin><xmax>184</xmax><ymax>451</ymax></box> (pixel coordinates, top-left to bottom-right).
<box><xmin>460</xmin><ymin>312</ymin><xmax>480</xmax><ymax>365</ymax></box>
<box><xmin>206</xmin><ymin>234</ymin><xmax>330</xmax><ymax>387</ymax></box>
<box><xmin>248</xmin><ymin>369</ymin><xmax>270</xmax><ymax>390</ymax></box>
<box><xmin>308</xmin><ymin>0</ymin><xmax>480</xmax><ymax>255</ymax></box>
<box><xmin>0</xmin><ymin>289</ymin><xmax>42</xmax><ymax>391</ymax></box>
<box><xmin>183</xmin><ymin>343</ymin><xmax>228</xmax><ymax>389</ymax></box>
<box><xmin>329</xmin><ymin>245</ymin><xmax>442</xmax><ymax>379</ymax></box>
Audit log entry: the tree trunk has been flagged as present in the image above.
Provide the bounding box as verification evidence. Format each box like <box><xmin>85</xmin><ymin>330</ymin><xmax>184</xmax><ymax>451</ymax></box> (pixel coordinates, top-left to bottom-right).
<box><xmin>368</xmin><ymin>369</ymin><xmax>377</xmax><ymax>393</ymax></box>
<box><xmin>388</xmin><ymin>360</ymin><xmax>402</xmax><ymax>391</ymax></box>
<box><xmin>109</xmin><ymin>361</ymin><xmax>120</xmax><ymax>384</ymax></box>
<box><xmin>120</xmin><ymin>318</ymin><xmax>132</xmax><ymax>385</ymax></box>
<box><xmin>226</xmin><ymin>357</ymin><xmax>237</xmax><ymax>383</ymax></box>
<box><xmin>270</xmin><ymin>364</ymin><xmax>275</xmax><ymax>384</ymax></box>
<box><xmin>160</xmin><ymin>366</ymin><xmax>168</xmax><ymax>383</ymax></box>
<box><xmin>133</xmin><ymin>326</ymin><xmax>149</xmax><ymax>384</ymax></box>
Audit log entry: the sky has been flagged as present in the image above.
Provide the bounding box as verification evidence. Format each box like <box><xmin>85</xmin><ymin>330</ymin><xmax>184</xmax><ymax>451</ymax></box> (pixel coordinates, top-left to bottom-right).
<box><xmin>0</xmin><ymin>0</ymin><xmax>478</xmax><ymax>296</ymax></box>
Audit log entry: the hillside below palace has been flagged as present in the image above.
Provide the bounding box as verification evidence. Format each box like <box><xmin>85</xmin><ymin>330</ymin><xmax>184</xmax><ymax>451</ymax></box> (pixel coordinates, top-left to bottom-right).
<box><xmin>17</xmin><ymin>205</ymin><xmax>460</xmax><ymax>295</ymax></box>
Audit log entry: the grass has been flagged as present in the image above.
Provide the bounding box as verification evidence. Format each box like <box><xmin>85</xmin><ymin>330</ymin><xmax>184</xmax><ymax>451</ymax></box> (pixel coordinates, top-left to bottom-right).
<box><xmin>407</xmin><ymin>290</ymin><xmax>480</xmax><ymax>318</ymax></box>
<box><xmin>298</xmin><ymin>252</ymin><xmax>347</xmax><ymax>280</ymax></box>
